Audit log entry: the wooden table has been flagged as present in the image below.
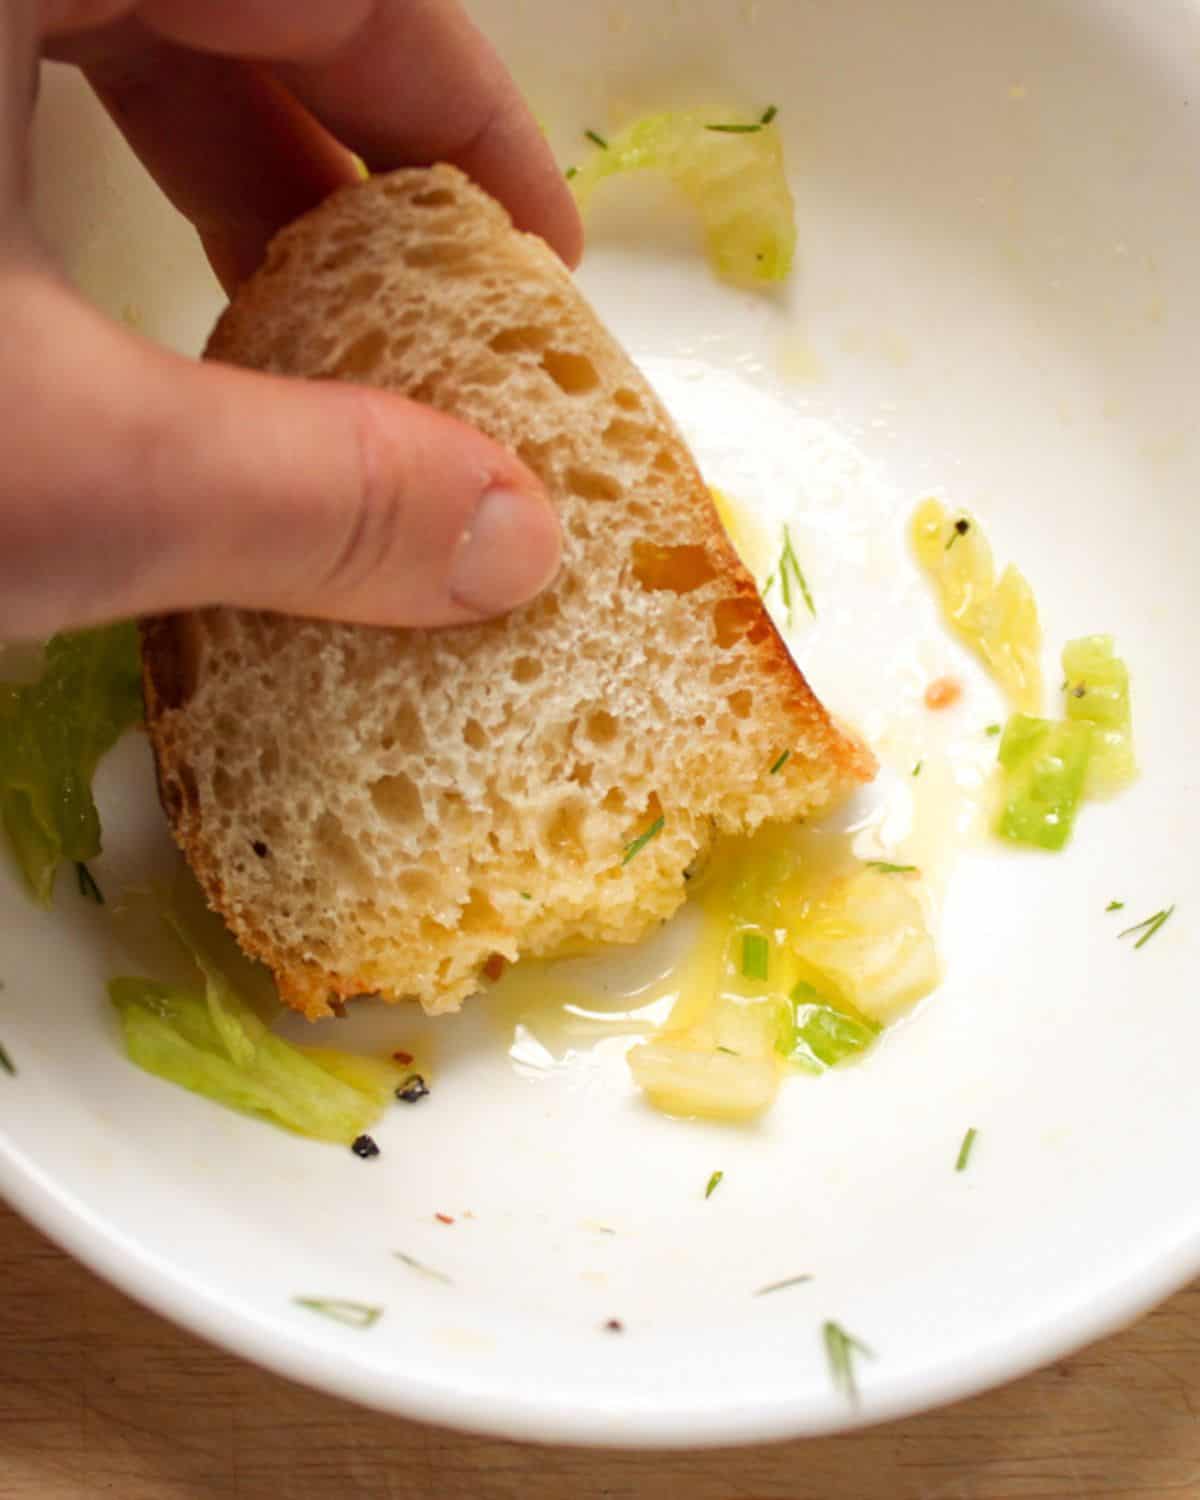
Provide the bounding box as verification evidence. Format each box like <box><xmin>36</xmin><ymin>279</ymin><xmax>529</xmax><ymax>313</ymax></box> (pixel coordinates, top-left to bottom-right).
<box><xmin>3</xmin><ymin>1199</ymin><xmax>1199</xmax><ymax>1500</ymax></box>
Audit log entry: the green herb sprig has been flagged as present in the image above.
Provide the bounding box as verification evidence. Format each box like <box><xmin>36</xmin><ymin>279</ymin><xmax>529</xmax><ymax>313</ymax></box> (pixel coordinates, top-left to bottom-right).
<box><xmin>705</xmin><ymin>1170</ymin><xmax>724</xmax><ymax>1200</ymax></box>
<box><xmin>1119</xmin><ymin>906</ymin><xmax>1175</xmax><ymax>950</ymax></box>
<box><xmin>753</xmin><ymin>1273</ymin><xmax>812</xmax><ymax>1297</ymax></box>
<box><xmin>823</xmin><ymin>1320</ymin><xmax>873</xmax><ymax>1403</ymax></box>
<box><xmin>394</xmin><ymin>1251</ymin><xmax>453</xmax><ymax>1286</ymax></box>
<box><xmin>294</xmin><ymin>1298</ymin><xmax>382</xmax><ymax>1329</ymax></box>
<box><xmin>622</xmin><ymin>815</ymin><xmax>664</xmax><ymax>866</ymax></box>
<box><xmin>955</xmin><ymin>1127</ymin><xmax>978</xmax><ymax>1172</ymax></box>
<box><xmin>705</xmin><ymin>105</ymin><xmax>778</xmax><ymax>133</ymax></box>
<box><xmin>778</xmin><ymin>525</ymin><xmax>816</xmax><ymax>624</ymax></box>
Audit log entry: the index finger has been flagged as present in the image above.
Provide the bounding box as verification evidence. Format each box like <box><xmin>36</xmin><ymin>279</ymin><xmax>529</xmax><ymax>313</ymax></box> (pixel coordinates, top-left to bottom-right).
<box><xmin>136</xmin><ymin>0</ymin><xmax>583</xmax><ymax>266</ymax></box>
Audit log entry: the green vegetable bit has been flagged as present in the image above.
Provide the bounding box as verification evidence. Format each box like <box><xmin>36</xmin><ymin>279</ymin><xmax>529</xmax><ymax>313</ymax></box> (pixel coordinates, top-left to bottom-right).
<box><xmin>778</xmin><ymin>524</ymin><xmax>816</xmax><ymax>624</ymax></box>
<box><xmin>740</xmin><ymin>931</ymin><xmax>770</xmax><ymax>981</ymax></box>
<box><xmin>293</xmin><ymin>1298</ymin><xmax>382</xmax><ymax>1329</ymax></box>
<box><xmin>568</xmin><ymin>108</ymin><xmax>795</xmax><ymax>284</ymax></box>
<box><xmin>110</xmin><ymin>914</ymin><xmax>403</xmax><ymax>1143</ymax></box>
<box><xmin>1062</xmin><ymin>635</ymin><xmax>1136</xmax><ymax>797</ymax></box>
<box><xmin>394</xmin><ymin>1251</ymin><xmax>453</xmax><ymax>1285</ymax></box>
<box><xmin>787</xmin><ymin>983</ymin><xmax>880</xmax><ymax>1071</ymax></box>
<box><xmin>0</xmin><ymin>624</ymin><xmax>142</xmax><ymax>905</ymax></box>
<box><xmin>823</xmin><ymin>1320</ymin><xmax>873</xmax><ymax>1403</ymax></box>
<box><xmin>584</xmin><ymin>128</ymin><xmax>609</xmax><ymax>149</ymax></box>
<box><xmin>0</xmin><ymin>1042</ymin><xmax>15</xmax><ymax>1077</ymax></box>
<box><xmin>1118</xmin><ymin>905</ymin><xmax>1174</xmax><ymax>950</ymax></box>
<box><xmin>995</xmin><ymin>714</ymin><xmax>1092</xmax><ymax>851</ymax></box>
<box><xmin>622</xmin><ymin>814</ymin><xmax>664</xmax><ymax>865</ymax></box>
<box><xmin>955</xmin><ymin>1126</ymin><xmax>978</xmax><ymax>1172</ymax></box>
<box><xmin>753</xmin><ymin>1273</ymin><xmax>812</xmax><ymax>1297</ymax></box>
<box><xmin>75</xmin><ymin>861</ymin><xmax>104</xmax><ymax>904</ymax></box>
<box><xmin>705</xmin><ymin>1169</ymin><xmax>724</xmax><ymax>1199</ymax></box>
<box><xmin>1106</xmin><ymin>900</ymin><xmax>1125</xmax><ymax>912</ymax></box>
<box><xmin>769</xmin><ymin>749</ymin><xmax>791</xmax><ymax>775</ymax></box>
<box><xmin>865</xmin><ymin>861</ymin><xmax>917</xmax><ymax>875</ymax></box>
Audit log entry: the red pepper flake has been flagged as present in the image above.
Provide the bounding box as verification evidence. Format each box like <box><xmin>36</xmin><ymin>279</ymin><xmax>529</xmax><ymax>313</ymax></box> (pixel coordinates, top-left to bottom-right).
<box><xmin>482</xmin><ymin>953</ymin><xmax>507</xmax><ymax>982</ymax></box>
<box><xmin>603</xmin><ymin>1318</ymin><xmax>625</xmax><ymax>1333</ymax></box>
<box><xmin>391</xmin><ymin>1050</ymin><xmax>414</xmax><ymax>1066</ymax></box>
<box><xmin>924</xmin><ymin>676</ymin><xmax>963</xmax><ymax>711</ymax></box>
<box><xmin>435</xmin><ymin>1213</ymin><xmax>455</xmax><ymax>1225</ymax></box>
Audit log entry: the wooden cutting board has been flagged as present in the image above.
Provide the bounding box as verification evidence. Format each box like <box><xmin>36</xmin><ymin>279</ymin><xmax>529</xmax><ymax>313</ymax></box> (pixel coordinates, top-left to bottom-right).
<box><xmin>2</xmin><ymin>1197</ymin><xmax>1198</xmax><ymax>1500</ymax></box>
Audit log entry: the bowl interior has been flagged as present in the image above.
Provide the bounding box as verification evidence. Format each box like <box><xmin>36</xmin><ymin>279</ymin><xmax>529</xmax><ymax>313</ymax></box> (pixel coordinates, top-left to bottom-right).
<box><xmin>4</xmin><ymin>0</ymin><xmax>1200</xmax><ymax>1446</ymax></box>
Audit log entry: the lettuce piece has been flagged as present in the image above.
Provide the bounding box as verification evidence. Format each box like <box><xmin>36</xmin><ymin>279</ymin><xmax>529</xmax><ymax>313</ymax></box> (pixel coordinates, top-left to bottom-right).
<box><xmin>570</xmin><ymin>109</ymin><xmax>796</xmax><ymax>284</ymax></box>
<box><xmin>996</xmin><ymin>713</ymin><xmax>1092</xmax><ymax>851</ymax></box>
<box><xmin>788</xmin><ymin>867</ymin><xmax>939</xmax><ymax>1023</ymax></box>
<box><xmin>0</xmin><ymin>624</ymin><xmax>142</xmax><ymax>904</ymax></box>
<box><xmin>1062</xmin><ymin>635</ymin><xmax>1136</xmax><ymax>797</ymax></box>
<box><xmin>910</xmin><ymin>499</ymin><xmax>1042</xmax><ymax>714</ymax></box>
<box><xmin>787</xmin><ymin>983</ymin><xmax>880</xmax><ymax>1071</ymax></box>
<box><xmin>110</xmin><ymin>920</ymin><xmax>401</xmax><ymax>1143</ymax></box>
<box><xmin>627</xmin><ymin>1038</ymin><xmax>779</xmax><ymax>1120</ymax></box>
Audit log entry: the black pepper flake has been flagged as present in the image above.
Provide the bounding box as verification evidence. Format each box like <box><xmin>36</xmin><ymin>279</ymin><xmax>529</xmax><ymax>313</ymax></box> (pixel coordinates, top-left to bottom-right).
<box><xmin>1072</xmin><ymin>684</ymin><xmax>1087</xmax><ymax>698</ymax></box>
<box><xmin>603</xmin><ymin>1318</ymin><xmax>625</xmax><ymax>1333</ymax></box>
<box><xmin>351</xmin><ymin>1134</ymin><xmax>380</xmax><ymax>1159</ymax></box>
<box><xmin>251</xmin><ymin>840</ymin><xmax>270</xmax><ymax>858</ymax></box>
<box><xmin>396</xmin><ymin>1074</ymin><xmax>430</xmax><ymax>1104</ymax></box>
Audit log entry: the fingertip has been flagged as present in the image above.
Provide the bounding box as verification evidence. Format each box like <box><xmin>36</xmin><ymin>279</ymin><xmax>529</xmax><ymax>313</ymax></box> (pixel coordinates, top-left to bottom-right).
<box><xmin>448</xmin><ymin>483</ymin><xmax>562</xmax><ymax>616</ymax></box>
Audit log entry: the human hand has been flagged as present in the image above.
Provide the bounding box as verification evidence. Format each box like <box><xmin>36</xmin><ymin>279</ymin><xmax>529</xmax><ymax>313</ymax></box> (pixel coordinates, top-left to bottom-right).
<box><xmin>1</xmin><ymin>1</ymin><xmax>581</xmax><ymax>640</ymax></box>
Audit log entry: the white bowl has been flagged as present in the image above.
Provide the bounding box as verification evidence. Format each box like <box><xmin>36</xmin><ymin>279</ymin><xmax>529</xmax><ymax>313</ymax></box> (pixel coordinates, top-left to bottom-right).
<box><xmin>3</xmin><ymin>0</ymin><xmax>1199</xmax><ymax>1447</ymax></box>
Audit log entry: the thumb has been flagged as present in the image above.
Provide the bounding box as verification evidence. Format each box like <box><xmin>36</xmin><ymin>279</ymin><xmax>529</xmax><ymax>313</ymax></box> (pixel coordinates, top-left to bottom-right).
<box><xmin>0</xmin><ymin>272</ymin><xmax>560</xmax><ymax>638</ymax></box>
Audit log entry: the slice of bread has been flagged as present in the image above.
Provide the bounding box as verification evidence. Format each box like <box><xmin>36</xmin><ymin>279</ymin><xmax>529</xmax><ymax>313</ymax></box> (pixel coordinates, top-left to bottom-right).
<box><xmin>141</xmin><ymin>165</ymin><xmax>874</xmax><ymax>1020</ymax></box>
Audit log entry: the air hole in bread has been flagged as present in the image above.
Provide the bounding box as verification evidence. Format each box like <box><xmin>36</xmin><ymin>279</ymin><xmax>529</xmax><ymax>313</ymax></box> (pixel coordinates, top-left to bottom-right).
<box><xmin>335</xmin><ymin>328</ymin><xmax>388</xmax><ymax>378</ymax></box>
<box><xmin>652</xmin><ymin>448</ymin><xmax>680</xmax><ymax>476</ymax></box>
<box><xmin>381</xmin><ymin>702</ymin><xmax>425</xmax><ymax>756</ymax></box>
<box><xmin>585</xmin><ymin>709</ymin><xmax>618</xmax><ymax>745</ymax></box>
<box><xmin>318</xmin><ymin>242</ymin><xmax>367</xmax><ymax>273</ymax></box>
<box><xmin>602</xmin><ymin>417</ymin><xmax>648</xmax><ymax>456</ymax></box>
<box><xmin>569</xmin><ymin>760</ymin><xmax>594</xmax><ymax>788</ymax></box>
<box><xmin>212</xmin><ymin>766</ymin><xmax>236</xmax><ymax>810</ymax></box>
<box><xmin>631</xmin><ymin>542</ymin><xmax>717</xmax><ymax>594</ymax></box>
<box><xmin>315</xmin><ymin>811</ymin><xmax>372</xmax><ymax>892</ymax></box>
<box><xmin>727</xmin><ymin>689</ymin><xmax>753</xmax><ymax>720</ymax></box>
<box><xmin>540</xmin><ymin>349</ymin><xmax>600</xmax><ymax>395</ymax></box>
<box><xmin>347</xmin><ymin>271</ymin><xmax>384</xmax><ymax>300</ymax></box>
<box><xmin>462</xmin><ymin>718</ymin><xmax>487</xmax><ymax>749</ymax></box>
<box><xmin>545</xmin><ymin>798</ymin><xmax>587</xmax><ymax>854</ymax></box>
<box><xmin>369</xmin><ymin>772</ymin><xmax>423</xmax><ymax>827</ymax></box>
<box><xmin>490</xmin><ymin>325</ymin><xmax>550</xmax><ymax>355</ymax></box>
<box><xmin>411</xmin><ymin>187</ymin><xmax>457</xmax><ymax>208</ymax></box>
<box><xmin>601</xmin><ymin>786</ymin><xmax>626</xmax><ymax>814</ymax></box>
<box><xmin>613</xmin><ymin>387</ymin><xmax>642</xmax><ymax>412</ymax></box>
<box><xmin>258</xmin><ymin>742</ymin><xmax>280</xmax><ymax>780</ymax></box>
<box><xmin>458</xmin><ymin>887</ymin><xmax>501</xmax><ymax>936</ymax></box>
<box><xmin>566</xmin><ymin>467</ymin><xmax>621</xmax><ymax>502</ymax></box>
<box><xmin>404</xmin><ymin>240</ymin><xmax>470</xmax><ymax>269</ymax></box>
<box><xmin>511</xmin><ymin>656</ymin><xmax>542</xmax><ymax>685</ymax></box>
<box><xmin>396</xmin><ymin>867</ymin><xmax>438</xmax><ymax>902</ymax></box>
<box><xmin>713</xmin><ymin>597</ymin><xmax>773</xmax><ymax>649</ymax></box>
